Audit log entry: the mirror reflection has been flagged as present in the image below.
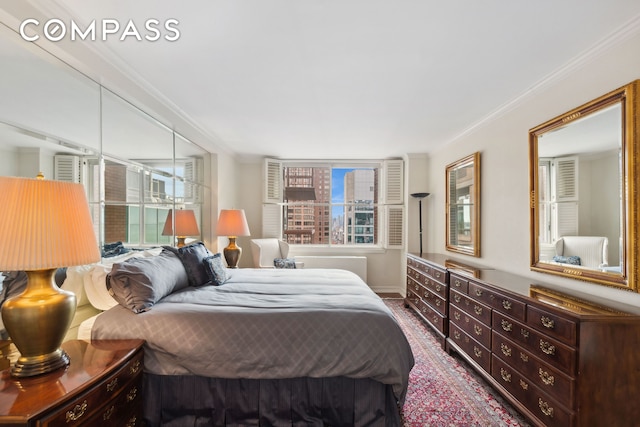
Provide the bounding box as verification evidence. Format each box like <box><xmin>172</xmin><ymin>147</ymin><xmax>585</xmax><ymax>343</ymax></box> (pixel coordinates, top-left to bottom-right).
<box><xmin>446</xmin><ymin>152</ymin><xmax>480</xmax><ymax>257</ymax></box>
<box><xmin>530</xmin><ymin>80</ymin><xmax>639</xmax><ymax>291</ymax></box>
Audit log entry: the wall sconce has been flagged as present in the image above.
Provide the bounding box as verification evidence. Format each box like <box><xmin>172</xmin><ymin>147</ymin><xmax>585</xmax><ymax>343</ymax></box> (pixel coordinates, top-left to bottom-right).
<box><xmin>162</xmin><ymin>209</ymin><xmax>200</xmax><ymax>248</ymax></box>
<box><xmin>215</xmin><ymin>209</ymin><xmax>250</xmax><ymax>268</ymax></box>
<box><xmin>0</xmin><ymin>174</ymin><xmax>100</xmax><ymax>377</ymax></box>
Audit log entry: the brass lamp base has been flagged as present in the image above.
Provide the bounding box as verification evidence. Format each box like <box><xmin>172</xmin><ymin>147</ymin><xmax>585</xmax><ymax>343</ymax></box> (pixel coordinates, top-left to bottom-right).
<box><xmin>177</xmin><ymin>236</ymin><xmax>187</xmax><ymax>248</ymax></box>
<box><xmin>1</xmin><ymin>269</ymin><xmax>76</xmax><ymax>378</ymax></box>
<box><xmin>223</xmin><ymin>237</ymin><xmax>242</xmax><ymax>268</ymax></box>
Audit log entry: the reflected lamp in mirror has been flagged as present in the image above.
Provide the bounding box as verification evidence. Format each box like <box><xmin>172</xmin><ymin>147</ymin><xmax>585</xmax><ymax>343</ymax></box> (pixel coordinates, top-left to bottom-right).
<box><xmin>529</xmin><ymin>80</ymin><xmax>639</xmax><ymax>291</ymax></box>
<box><xmin>446</xmin><ymin>152</ymin><xmax>481</xmax><ymax>257</ymax></box>
<box><xmin>162</xmin><ymin>209</ymin><xmax>200</xmax><ymax>248</ymax></box>
<box><xmin>216</xmin><ymin>209</ymin><xmax>251</xmax><ymax>268</ymax></box>
<box><xmin>0</xmin><ymin>174</ymin><xmax>100</xmax><ymax>377</ymax></box>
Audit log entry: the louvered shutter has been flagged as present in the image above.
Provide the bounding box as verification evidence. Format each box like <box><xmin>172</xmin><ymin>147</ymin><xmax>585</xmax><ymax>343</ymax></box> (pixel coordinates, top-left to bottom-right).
<box><xmin>385</xmin><ymin>205</ymin><xmax>404</xmax><ymax>248</ymax></box>
<box><xmin>382</xmin><ymin>159</ymin><xmax>403</xmax><ymax>204</ymax></box>
<box><xmin>552</xmin><ymin>202</ymin><xmax>579</xmax><ymax>241</ymax></box>
<box><xmin>552</xmin><ymin>156</ymin><xmax>578</xmax><ymax>202</ymax></box>
<box><xmin>262</xmin><ymin>203</ymin><xmax>282</xmax><ymax>238</ymax></box>
<box><xmin>54</xmin><ymin>155</ymin><xmax>81</xmax><ymax>183</ymax></box>
<box><xmin>264</xmin><ymin>158</ymin><xmax>282</xmax><ymax>203</ymax></box>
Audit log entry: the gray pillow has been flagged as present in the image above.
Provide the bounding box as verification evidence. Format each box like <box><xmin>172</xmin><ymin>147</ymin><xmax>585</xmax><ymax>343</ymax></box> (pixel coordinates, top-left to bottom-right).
<box><xmin>175</xmin><ymin>242</ymin><xmax>213</xmax><ymax>287</ymax></box>
<box><xmin>203</xmin><ymin>253</ymin><xmax>229</xmax><ymax>286</ymax></box>
<box><xmin>107</xmin><ymin>248</ymin><xmax>189</xmax><ymax>313</ymax></box>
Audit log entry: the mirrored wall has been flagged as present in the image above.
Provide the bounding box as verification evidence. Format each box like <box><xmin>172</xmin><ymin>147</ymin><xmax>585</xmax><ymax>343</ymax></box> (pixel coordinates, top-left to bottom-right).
<box><xmin>0</xmin><ymin>23</ymin><xmax>210</xmax><ymax>253</ymax></box>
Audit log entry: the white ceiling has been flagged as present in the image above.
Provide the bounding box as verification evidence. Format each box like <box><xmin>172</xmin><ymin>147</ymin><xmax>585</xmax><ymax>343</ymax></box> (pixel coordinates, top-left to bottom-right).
<box><xmin>18</xmin><ymin>1</ymin><xmax>640</xmax><ymax>160</ymax></box>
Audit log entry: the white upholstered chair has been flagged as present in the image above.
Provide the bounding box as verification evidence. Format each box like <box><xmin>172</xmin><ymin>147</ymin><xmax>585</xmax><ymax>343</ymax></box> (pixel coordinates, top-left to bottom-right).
<box><xmin>554</xmin><ymin>236</ymin><xmax>609</xmax><ymax>269</ymax></box>
<box><xmin>250</xmin><ymin>238</ymin><xmax>292</xmax><ymax>268</ymax></box>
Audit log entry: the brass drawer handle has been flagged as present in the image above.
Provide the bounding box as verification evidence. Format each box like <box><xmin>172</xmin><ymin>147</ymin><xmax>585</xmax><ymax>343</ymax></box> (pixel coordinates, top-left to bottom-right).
<box><xmin>454</xmin><ymin>312</ymin><xmax>461</xmax><ymax>321</ymax></box>
<box><xmin>127</xmin><ymin>416</ymin><xmax>138</xmax><ymax>427</ymax></box>
<box><xmin>106</xmin><ymin>377</ymin><xmax>118</xmax><ymax>392</ymax></box>
<box><xmin>541</xmin><ymin>316</ymin><xmax>555</xmax><ymax>329</ymax></box>
<box><xmin>539</xmin><ymin>368</ymin><xmax>555</xmax><ymax>386</ymax></box>
<box><xmin>501</xmin><ymin>320</ymin><xmax>513</xmax><ymax>332</ymax></box>
<box><xmin>519</xmin><ymin>379</ymin><xmax>529</xmax><ymax>390</ymax></box>
<box><xmin>520</xmin><ymin>352</ymin><xmax>529</xmax><ymax>362</ymax></box>
<box><xmin>435</xmin><ymin>299</ymin><xmax>441</xmax><ymax>307</ymax></box>
<box><xmin>539</xmin><ymin>398</ymin><xmax>554</xmax><ymax>418</ymax></box>
<box><xmin>127</xmin><ymin>386</ymin><xmax>138</xmax><ymax>402</ymax></box>
<box><xmin>474</xmin><ymin>325</ymin><xmax>482</xmax><ymax>336</ymax></box>
<box><xmin>435</xmin><ymin>271</ymin><xmax>441</xmax><ymax>278</ymax></box>
<box><xmin>453</xmin><ymin>330</ymin><xmax>461</xmax><ymax>340</ymax></box>
<box><xmin>502</xmin><ymin>300</ymin><xmax>512</xmax><ymax>310</ymax></box>
<box><xmin>454</xmin><ymin>279</ymin><xmax>462</xmax><ymax>287</ymax></box>
<box><xmin>540</xmin><ymin>340</ymin><xmax>556</xmax><ymax>355</ymax></box>
<box><xmin>66</xmin><ymin>400</ymin><xmax>88</xmax><ymax>422</ymax></box>
<box><xmin>500</xmin><ymin>368</ymin><xmax>511</xmax><ymax>382</ymax></box>
<box><xmin>129</xmin><ymin>360</ymin><xmax>141</xmax><ymax>375</ymax></box>
<box><xmin>435</xmin><ymin>284</ymin><xmax>442</xmax><ymax>292</ymax></box>
<box><xmin>414</xmin><ymin>284</ymin><xmax>419</xmax><ymax>291</ymax></box>
<box><xmin>473</xmin><ymin>346</ymin><xmax>482</xmax><ymax>358</ymax></box>
<box><xmin>474</xmin><ymin>305</ymin><xmax>483</xmax><ymax>315</ymax></box>
<box><xmin>500</xmin><ymin>343</ymin><xmax>512</xmax><ymax>357</ymax></box>
<box><xmin>454</xmin><ymin>294</ymin><xmax>462</xmax><ymax>303</ymax></box>
<box><xmin>103</xmin><ymin>405</ymin><xmax>115</xmax><ymax>421</ymax></box>
<box><xmin>521</xmin><ymin>329</ymin><xmax>530</xmax><ymax>339</ymax></box>
<box><xmin>475</xmin><ymin>288</ymin><xmax>483</xmax><ymax>297</ymax></box>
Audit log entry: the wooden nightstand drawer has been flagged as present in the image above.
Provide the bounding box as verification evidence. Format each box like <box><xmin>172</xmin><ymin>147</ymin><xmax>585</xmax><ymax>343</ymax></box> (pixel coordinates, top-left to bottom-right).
<box><xmin>83</xmin><ymin>375</ymin><xmax>142</xmax><ymax>426</ymax></box>
<box><xmin>527</xmin><ymin>305</ymin><xmax>577</xmax><ymax>346</ymax></box>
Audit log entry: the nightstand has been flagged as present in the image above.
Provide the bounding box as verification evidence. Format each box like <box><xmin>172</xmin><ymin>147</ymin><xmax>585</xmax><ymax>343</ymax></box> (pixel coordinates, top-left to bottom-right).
<box><xmin>0</xmin><ymin>339</ymin><xmax>144</xmax><ymax>426</ymax></box>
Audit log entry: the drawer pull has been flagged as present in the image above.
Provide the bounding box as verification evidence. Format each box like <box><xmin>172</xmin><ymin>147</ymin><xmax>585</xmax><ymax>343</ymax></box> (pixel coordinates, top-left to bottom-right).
<box><xmin>414</xmin><ymin>284</ymin><xmax>419</xmax><ymax>291</ymax></box>
<box><xmin>127</xmin><ymin>416</ymin><xmax>138</xmax><ymax>427</ymax></box>
<box><xmin>435</xmin><ymin>284</ymin><xmax>442</xmax><ymax>292</ymax></box>
<box><xmin>474</xmin><ymin>306</ymin><xmax>483</xmax><ymax>316</ymax></box>
<box><xmin>502</xmin><ymin>300</ymin><xmax>512</xmax><ymax>310</ymax></box>
<box><xmin>540</xmin><ymin>340</ymin><xmax>556</xmax><ymax>355</ymax></box>
<box><xmin>435</xmin><ymin>299</ymin><xmax>441</xmax><ymax>306</ymax></box>
<box><xmin>475</xmin><ymin>288</ymin><xmax>483</xmax><ymax>297</ymax></box>
<box><xmin>454</xmin><ymin>279</ymin><xmax>462</xmax><ymax>287</ymax></box>
<box><xmin>127</xmin><ymin>386</ymin><xmax>138</xmax><ymax>402</ymax></box>
<box><xmin>474</xmin><ymin>325</ymin><xmax>483</xmax><ymax>336</ymax></box>
<box><xmin>539</xmin><ymin>368</ymin><xmax>555</xmax><ymax>386</ymax></box>
<box><xmin>500</xmin><ymin>368</ymin><xmax>511</xmax><ymax>382</ymax></box>
<box><xmin>66</xmin><ymin>400</ymin><xmax>88</xmax><ymax>423</ymax></box>
<box><xmin>473</xmin><ymin>346</ymin><xmax>482</xmax><ymax>358</ymax></box>
<box><xmin>106</xmin><ymin>377</ymin><xmax>118</xmax><ymax>392</ymax></box>
<box><xmin>520</xmin><ymin>352</ymin><xmax>529</xmax><ymax>362</ymax></box>
<box><xmin>435</xmin><ymin>271</ymin><xmax>441</xmax><ymax>278</ymax></box>
<box><xmin>521</xmin><ymin>329</ymin><xmax>530</xmax><ymax>339</ymax></box>
<box><xmin>500</xmin><ymin>343</ymin><xmax>512</xmax><ymax>357</ymax></box>
<box><xmin>454</xmin><ymin>312</ymin><xmax>461</xmax><ymax>321</ymax></box>
<box><xmin>453</xmin><ymin>331</ymin><xmax>461</xmax><ymax>340</ymax></box>
<box><xmin>541</xmin><ymin>316</ymin><xmax>555</xmax><ymax>329</ymax></box>
<box><xmin>454</xmin><ymin>294</ymin><xmax>461</xmax><ymax>303</ymax></box>
<box><xmin>539</xmin><ymin>398</ymin><xmax>554</xmax><ymax>418</ymax></box>
<box><xmin>130</xmin><ymin>360</ymin><xmax>141</xmax><ymax>375</ymax></box>
<box><xmin>103</xmin><ymin>405</ymin><xmax>115</xmax><ymax>421</ymax></box>
<box><xmin>421</xmin><ymin>306</ymin><xmax>427</xmax><ymax>313</ymax></box>
<box><xmin>519</xmin><ymin>379</ymin><xmax>529</xmax><ymax>390</ymax></box>
<box><xmin>501</xmin><ymin>320</ymin><xmax>513</xmax><ymax>332</ymax></box>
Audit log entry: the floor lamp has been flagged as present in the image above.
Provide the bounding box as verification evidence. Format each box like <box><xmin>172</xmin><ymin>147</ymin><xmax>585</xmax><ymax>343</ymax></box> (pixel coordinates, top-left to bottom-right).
<box><xmin>410</xmin><ymin>192</ymin><xmax>430</xmax><ymax>256</ymax></box>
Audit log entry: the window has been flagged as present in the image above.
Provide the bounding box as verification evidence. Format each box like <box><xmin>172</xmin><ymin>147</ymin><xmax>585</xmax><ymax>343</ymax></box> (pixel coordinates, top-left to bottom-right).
<box><xmin>263</xmin><ymin>159</ymin><xmax>404</xmax><ymax>248</ymax></box>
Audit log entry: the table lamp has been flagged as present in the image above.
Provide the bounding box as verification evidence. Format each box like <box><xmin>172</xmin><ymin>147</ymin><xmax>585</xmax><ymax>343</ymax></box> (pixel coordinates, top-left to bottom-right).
<box><xmin>0</xmin><ymin>174</ymin><xmax>100</xmax><ymax>377</ymax></box>
<box><xmin>215</xmin><ymin>209</ymin><xmax>250</xmax><ymax>268</ymax></box>
<box><xmin>162</xmin><ymin>209</ymin><xmax>200</xmax><ymax>248</ymax></box>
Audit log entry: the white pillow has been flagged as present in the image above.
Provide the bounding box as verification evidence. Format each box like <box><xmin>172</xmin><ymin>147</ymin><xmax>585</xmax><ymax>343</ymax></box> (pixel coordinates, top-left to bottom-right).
<box><xmin>61</xmin><ymin>265</ymin><xmax>92</xmax><ymax>307</ymax></box>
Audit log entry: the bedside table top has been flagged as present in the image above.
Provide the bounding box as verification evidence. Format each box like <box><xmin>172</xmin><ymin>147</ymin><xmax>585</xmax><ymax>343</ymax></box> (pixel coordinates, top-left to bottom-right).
<box><xmin>0</xmin><ymin>339</ymin><xmax>144</xmax><ymax>421</ymax></box>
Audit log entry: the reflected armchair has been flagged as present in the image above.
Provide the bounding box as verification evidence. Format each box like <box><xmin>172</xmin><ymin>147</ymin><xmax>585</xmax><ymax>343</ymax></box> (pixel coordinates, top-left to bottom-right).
<box><xmin>251</xmin><ymin>239</ymin><xmax>301</xmax><ymax>268</ymax></box>
<box><xmin>554</xmin><ymin>236</ymin><xmax>609</xmax><ymax>269</ymax></box>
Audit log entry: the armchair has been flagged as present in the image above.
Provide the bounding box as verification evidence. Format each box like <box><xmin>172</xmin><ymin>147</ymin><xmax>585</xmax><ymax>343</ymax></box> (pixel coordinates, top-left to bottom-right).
<box><xmin>554</xmin><ymin>236</ymin><xmax>609</xmax><ymax>269</ymax></box>
<box><xmin>250</xmin><ymin>238</ymin><xmax>294</xmax><ymax>268</ymax></box>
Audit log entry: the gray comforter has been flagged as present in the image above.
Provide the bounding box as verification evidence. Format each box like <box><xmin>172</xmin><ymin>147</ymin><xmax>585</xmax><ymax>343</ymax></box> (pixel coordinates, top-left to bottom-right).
<box><xmin>92</xmin><ymin>268</ymin><xmax>414</xmax><ymax>401</ymax></box>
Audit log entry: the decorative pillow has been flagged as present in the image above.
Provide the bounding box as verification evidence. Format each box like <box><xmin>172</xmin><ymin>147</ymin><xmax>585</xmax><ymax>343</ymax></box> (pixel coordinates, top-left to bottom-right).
<box><xmin>170</xmin><ymin>242</ymin><xmax>213</xmax><ymax>287</ymax></box>
<box><xmin>553</xmin><ymin>255</ymin><xmax>581</xmax><ymax>265</ymax></box>
<box><xmin>274</xmin><ymin>258</ymin><xmax>297</xmax><ymax>269</ymax></box>
<box><xmin>107</xmin><ymin>248</ymin><xmax>189</xmax><ymax>313</ymax></box>
<box><xmin>102</xmin><ymin>241</ymin><xmax>131</xmax><ymax>258</ymax></box>
<box><xmin>203</xmin><ymin>253</ymin><xmax>230</xmax><ymax>286</ymax></box>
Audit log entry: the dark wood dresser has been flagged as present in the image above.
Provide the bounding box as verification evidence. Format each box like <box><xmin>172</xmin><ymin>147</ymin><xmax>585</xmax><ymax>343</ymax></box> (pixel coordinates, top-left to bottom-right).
<box><xmin>447</xmin><ymin>269</ymin><xmax>640</xmax><ymax>427</ymax></box>
<box><xmin>0</xmin><ymin>339</ymin><xmax>144</xmax><ymax>427</ymax></box>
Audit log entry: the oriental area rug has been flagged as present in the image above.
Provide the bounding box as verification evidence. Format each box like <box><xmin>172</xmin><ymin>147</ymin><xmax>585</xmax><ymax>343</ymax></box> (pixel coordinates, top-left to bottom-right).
<box><xmin>384</xmin><ymin>298</ymin><xmax>530</xmax><ymax>427</ymax></box>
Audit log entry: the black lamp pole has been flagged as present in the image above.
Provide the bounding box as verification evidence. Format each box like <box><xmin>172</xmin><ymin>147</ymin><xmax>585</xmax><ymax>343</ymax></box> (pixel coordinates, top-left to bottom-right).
<box><xmin>410</xmin><ymin>192</ymin><xmax>430</xmax><ymax>255</ymax></box>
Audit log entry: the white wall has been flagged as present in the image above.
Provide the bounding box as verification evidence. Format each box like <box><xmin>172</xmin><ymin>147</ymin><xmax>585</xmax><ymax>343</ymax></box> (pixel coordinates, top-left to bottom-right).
<box><xmin>425</xmin><ymin>29</ymin><xmax>640</xmax><ymax>312</ymax></box>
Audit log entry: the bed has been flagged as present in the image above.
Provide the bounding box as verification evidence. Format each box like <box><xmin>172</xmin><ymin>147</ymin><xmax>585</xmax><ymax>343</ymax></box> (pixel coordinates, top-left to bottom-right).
<box><xmin>78</xmin><ymin>245</ymin><xmax>414</xmax><ymax>426</ymax></box>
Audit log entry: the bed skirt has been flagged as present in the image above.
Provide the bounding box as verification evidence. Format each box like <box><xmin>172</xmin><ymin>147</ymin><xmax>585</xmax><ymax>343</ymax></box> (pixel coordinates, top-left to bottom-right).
<box><xmin>142</xmin><ymin>374</ymin><xmax>402</xmax><ymax>426</ymax></box>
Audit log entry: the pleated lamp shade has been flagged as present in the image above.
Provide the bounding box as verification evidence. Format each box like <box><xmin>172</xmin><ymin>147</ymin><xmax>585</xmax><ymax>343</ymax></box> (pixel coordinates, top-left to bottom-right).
<box><xmin>0</xmin><ymin>175</ymin><xmax>100</xmax><ymax>270</ymax></box>
<box><xmin>216</xmin><ymin>209</ymin><xmax>250</xmax><ymax>237</ymax></box>
<box><xmin>162</xmin><ymin>209</ymin><xmax>200</xmax><ymax>237</ymax></box>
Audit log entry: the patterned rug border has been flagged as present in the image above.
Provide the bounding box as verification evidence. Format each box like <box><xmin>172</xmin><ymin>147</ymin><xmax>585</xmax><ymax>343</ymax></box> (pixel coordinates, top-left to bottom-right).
<box><xmin>383</xmin><ymin>298</ymin><xmax>530</xmax><ymax>427</ymax></box>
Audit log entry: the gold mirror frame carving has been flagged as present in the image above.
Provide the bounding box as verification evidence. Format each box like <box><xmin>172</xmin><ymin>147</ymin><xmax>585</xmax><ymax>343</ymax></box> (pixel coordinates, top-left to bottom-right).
<box><xmin>446</xmin><ymin>152</ymin><xmax>481</xmax><ymax>257</ymax></box>
<box><xmin>529</xmin><ymin>80</ymin><xmax>639</xmax><ymax>292</ymax></box>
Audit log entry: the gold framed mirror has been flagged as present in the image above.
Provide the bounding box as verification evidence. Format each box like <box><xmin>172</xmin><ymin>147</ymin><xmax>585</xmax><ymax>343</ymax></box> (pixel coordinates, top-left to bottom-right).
<box><xmin>529</xmin><ymin>80</ymin><xmax>639</xmax><ymax>291</ymax></box>
<box><xmin>446</xmin><ymin>152</ymin><xmax>481</xmax><ymax>257</ymax></box>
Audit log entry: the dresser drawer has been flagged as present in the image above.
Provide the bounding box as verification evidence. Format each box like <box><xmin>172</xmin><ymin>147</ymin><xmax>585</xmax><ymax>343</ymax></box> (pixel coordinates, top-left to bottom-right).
<box><xmin>449</xmin><ymin>322</ymin><xmax>491</xmax><ymax>372</ymax></box>
<box><xmin>422</xmin><ymin>288</ymin><xmax>447</xmax><ymax>316</ymax></box>
<box><xmin>450</xmin><ymin>289</ymin><xmax>492</xmax><ymax>326</ymax></box>
<box><xmin>83</xmin><ymin>374</ymin><xmax>142</xmax><ymax>426</ymax></box>
<box><xmin>492</xmin><ymin>331</ymin><xmax>574</xmax><ymax>407</ymax></box>
<box><xmin>407</xmin><ymin>266</ymin><xmax>427</xmax><ymax>286</ymax></box>
<box><xmin>492</xmin><ymin>312</ymin><xmax>576</xmax><ymax>374</ymax></box>
<box><xmin>407</xmin><ymin>257</ymin><xmax>431</xmax><ymax>276</ymax></box>
<box><xmin>450</xmin><ymin>303</ymin><xmax>491</xmax><ymax>348</ymax></box>
<box><xmin>468</xmin><ymin>281</ymin><xmax>526</xmax><ymax>321</ymax></box>
<box><xmin>449</xmin><ymin>274</ymin><xmax>469</xmax><ymax>294</ymax></box>
<box><xmin>424</xmin><ymin>276</ymin><xmax>448</xmax><ymax>299</ymax></box>
<box><xmin>527</xmin><ymin>305</ymin><xmax>577</xmax><ymax>346</ymax></box>
<box><xmin>492</xmin><ymin>355</ymin><xmax>574</xmax><ymax>427</ymax></box>
<box><xmin>41</xmin><ymin>350</ymin><xmax>144</xmax><ymax>427</ymax></box>
<box><xmin>418</xmin><ymin>299</ymin><xmax>447</xmax><ymax>335</ymax></box>
<box><xmin>405</xmin><ymin>288</ymin><xmax>421</xmax><ymax>308</ymax></box>
<box><xmin>407</xmin><ymin>275</ymin><xmax>425</xmax><ymax>296</ymax></box>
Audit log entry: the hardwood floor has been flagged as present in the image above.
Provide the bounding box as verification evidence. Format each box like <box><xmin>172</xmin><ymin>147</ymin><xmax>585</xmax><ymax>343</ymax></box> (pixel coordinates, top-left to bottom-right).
<box><xmin>376</xmin><ymin>293</ymin><xmax>402</xmax><ymax>298</ymax></box>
